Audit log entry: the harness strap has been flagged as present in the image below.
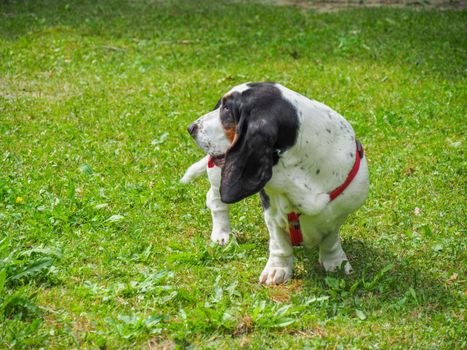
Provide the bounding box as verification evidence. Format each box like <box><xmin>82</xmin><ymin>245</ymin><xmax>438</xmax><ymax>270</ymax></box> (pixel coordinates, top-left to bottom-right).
<box><xmin>328</xmin><ymin>141</ymin><xmax>364</xmax><ymax>201</ymax></box>
<box><xmin>288</xmin><ymin>141</ymin><xmax>364</xmax><ymax>246</ymax></box>
<box><xmin>287</xmin><ymin>212</ymin><xmax>303</xmax><ymax>246</ymax></box>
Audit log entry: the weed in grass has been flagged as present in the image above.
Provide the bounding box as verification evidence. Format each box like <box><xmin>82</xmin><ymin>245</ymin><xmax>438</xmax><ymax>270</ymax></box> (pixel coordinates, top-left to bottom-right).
<box><xmin>0</xmin><ymin>237</ymin><xmax>61</xmax><ymax>347</ymax></box>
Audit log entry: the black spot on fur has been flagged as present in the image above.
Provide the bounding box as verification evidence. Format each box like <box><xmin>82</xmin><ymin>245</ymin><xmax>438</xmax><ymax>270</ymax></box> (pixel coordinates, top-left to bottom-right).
<box><xmin>326</xmin><ymin>128</ymin><xmax>331</xmax><ymax>134</ymax></box>
<box><xmin>316</xmin><ymin>169</ymin><xmax>320</xmax><ymax>174</ymax></box>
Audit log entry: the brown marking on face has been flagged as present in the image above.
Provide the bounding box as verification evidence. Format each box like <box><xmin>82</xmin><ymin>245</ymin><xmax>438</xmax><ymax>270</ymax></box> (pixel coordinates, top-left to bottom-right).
<box><xmin>224</xmin><ymin>123</ymin><xmax>237</xmax><ymax>143</ymax></box>
<box><xmin>220</xmin><ymin>93</ymin><xmax>237</xmax><ymax>144</ymax></box>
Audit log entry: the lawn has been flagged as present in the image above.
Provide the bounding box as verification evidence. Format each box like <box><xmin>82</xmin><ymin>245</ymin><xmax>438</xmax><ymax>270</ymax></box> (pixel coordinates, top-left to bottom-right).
<box><xmin>0</xmin><ymin>0</ymin><xmax>465</xmax><ymax>348</ymax></box>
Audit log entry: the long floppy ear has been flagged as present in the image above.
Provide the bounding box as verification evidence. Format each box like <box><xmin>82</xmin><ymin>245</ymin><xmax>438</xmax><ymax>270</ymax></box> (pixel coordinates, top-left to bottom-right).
<box><xmin>220</xmin><ymin>111</ymin><xmax>277</xmax><ymax>204</ymax></box>
<box><xmin>213</xmin><ymin>98</ymin><xmax>221</xmax><ymax>110</ymax></box>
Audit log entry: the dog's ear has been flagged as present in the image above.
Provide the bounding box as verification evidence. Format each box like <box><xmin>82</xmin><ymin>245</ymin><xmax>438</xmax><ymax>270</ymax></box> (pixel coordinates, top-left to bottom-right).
<box><xmin>220</xmin><ymin>109</ymin><xmax>277</xmax><ymax>204</ymax></box>
<box><xmin>213</xmin><ymin>98</ymin><xmax>221</xmax><ymax>110</ymax></box>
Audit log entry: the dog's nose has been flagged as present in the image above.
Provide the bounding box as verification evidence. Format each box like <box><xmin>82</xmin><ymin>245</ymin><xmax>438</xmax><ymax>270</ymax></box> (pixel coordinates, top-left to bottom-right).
<box><xmin>188</xmin><ymin>123</ymin><xmax>198</xmax><ymax>137</ymax></box>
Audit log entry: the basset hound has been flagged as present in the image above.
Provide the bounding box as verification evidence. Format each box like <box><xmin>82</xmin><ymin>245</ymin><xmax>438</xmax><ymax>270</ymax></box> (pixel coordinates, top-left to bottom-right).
<box><xmin>182</xmin><ymin>82</ymin><xmax>369</xmax><ymax>285</ymax></box>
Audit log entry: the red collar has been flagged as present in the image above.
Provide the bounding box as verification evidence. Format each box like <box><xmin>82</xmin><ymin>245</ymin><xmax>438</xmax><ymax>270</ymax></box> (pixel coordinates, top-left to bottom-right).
<box><xmin>207</xmin><ymin>141</ymin><xmax>364</xmax><ymax>246</ymax></box>
<box><xmin>207</xmin><ymin>156</ymin><xmax>216</xmax><ymax>168</ymax></box>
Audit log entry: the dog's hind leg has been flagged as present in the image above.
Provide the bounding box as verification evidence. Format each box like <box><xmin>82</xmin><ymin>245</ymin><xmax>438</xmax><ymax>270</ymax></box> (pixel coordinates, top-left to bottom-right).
<box><xmin>319</xmin><ymin>228</ymin><xmax>352</xmax><ymax>274</ymax></box>
<box><xmin>207</xmin><ymin>165</ymin><xmax>231</xmax><ymax>245</ymax></box>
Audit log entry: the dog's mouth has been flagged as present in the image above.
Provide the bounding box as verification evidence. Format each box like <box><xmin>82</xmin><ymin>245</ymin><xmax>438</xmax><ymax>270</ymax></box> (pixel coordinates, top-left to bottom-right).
<box><xmin>209</xmin><ymin>154</ymin><xmax>225</xmax><ymax>168</ymax></box>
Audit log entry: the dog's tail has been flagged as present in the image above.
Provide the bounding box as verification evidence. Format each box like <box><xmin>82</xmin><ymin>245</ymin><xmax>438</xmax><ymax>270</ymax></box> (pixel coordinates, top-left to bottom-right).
<box><xmin>180</xmin><ymin>155</ymin><xmax>209</xmax><ymax>183</ymax></box>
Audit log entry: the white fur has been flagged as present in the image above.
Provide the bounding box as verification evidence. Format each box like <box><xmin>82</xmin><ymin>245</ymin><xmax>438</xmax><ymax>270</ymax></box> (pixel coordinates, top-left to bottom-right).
<box><xmin>192</xmin><ymin>109</ymin><xmax>230</xmax><ymax>157</ymax></box>
<box><xmin>206</xmin><ymin>165</ymin><xmax>231</xmax><ymax>244</ymax></box>
<box><xmin>184</xmin><ymin>83</ymin><xmax>369</xmax><ymax>284</ymax></box>
<box><xmin>181</xmin><ymin>156</ymin><xmax>231</xmax><ymax>245</ymax></box>
<box><xmin>180</xmin><ymin>155</ymin><xmax>209</xmax><ymax>183</ymax></box>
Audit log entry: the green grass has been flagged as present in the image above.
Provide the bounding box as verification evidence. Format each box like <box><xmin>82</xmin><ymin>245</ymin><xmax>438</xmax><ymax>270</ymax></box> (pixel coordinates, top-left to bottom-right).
<box><xmin>0</xmin><ymin>0</ymin><xmax>465</xmax><ymax>348</ymax></box>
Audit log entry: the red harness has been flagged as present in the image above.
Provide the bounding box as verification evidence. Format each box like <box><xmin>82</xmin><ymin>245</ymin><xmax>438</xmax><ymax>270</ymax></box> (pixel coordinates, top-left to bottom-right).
<box><xmin>208</xmin><ymin>141</ymin><xmax>364</xmax><ymax>246</ymax></box>
<box><xmin>207</xmin><ymin>156</ymin><xmax>216</xmax><ymax>169</ymax></box>
<box><xmin>288</xmin><ymin>141</ymin><xmax>364</xmax><ymax>245</ymax></box>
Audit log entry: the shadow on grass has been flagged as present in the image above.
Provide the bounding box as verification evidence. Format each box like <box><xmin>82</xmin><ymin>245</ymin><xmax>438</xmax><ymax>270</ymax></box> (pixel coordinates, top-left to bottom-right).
<box><xmin>293</xmin><ymin>238</ymin><xmax>455</xmax><ymax>313</ymax></box>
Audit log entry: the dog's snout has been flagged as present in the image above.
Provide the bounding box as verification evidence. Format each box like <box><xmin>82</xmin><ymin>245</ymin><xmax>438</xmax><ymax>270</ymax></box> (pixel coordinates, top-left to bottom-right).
<box><xmin>188</xmin><ymin>123</ymin><xmax>198</xmax><ymax>137</ymax></box>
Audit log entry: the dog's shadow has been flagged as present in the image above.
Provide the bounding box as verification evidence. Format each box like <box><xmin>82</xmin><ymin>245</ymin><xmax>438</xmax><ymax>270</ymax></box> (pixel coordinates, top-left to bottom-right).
<box><xmin>288</xmin><ymin>238</ymin><xmax>455</xmax><ymax>313</ymax></box>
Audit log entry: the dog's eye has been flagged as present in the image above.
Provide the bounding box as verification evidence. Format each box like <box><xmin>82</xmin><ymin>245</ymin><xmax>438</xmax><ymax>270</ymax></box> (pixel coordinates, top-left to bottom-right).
<box><xmin>223</xmin><ymin>105</ymin><xmax>230</xmax><ymax>111</ymax></box>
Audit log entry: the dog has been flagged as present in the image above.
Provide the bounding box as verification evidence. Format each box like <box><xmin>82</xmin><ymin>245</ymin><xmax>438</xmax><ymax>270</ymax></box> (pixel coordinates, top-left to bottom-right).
<box><xmin>183</xmin><ymin>82</ymin><xmax>369</xmax><ymax>285</ymax></box>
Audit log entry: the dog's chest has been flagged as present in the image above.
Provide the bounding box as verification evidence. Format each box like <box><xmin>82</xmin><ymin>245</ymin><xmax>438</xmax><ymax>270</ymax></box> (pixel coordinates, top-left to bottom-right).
<box><xmin>266</xmin><ymin>162</ymin><xmax>324</xmax><ymax>211</ymax></box>
<box><xmin>264</xmin><ymin>92</ymin><xmax>358</xmax><ymax>216</ymax></box>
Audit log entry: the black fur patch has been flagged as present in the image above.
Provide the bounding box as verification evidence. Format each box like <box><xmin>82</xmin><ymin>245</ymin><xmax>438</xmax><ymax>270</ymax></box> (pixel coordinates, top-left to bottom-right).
<box><xmin>243</xmin><ymin>82</ymin><xmax>299</xmax><ymax>164</ymax></box>
<box><xmin>219</xmin><ymin>94</ymin><xmax>240</xmax><ymax>130</ymax></box>
<box><xmin>220</xmin><ymin>82</ymin><xmax>299</xmax><ymax>203</ymax></box>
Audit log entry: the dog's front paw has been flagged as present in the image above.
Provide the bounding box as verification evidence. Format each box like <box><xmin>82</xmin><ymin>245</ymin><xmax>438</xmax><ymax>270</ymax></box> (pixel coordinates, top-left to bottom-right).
<box><xmin>210</xmin><ymin>231</ymin><xmax>230</xmax><ymax>245</ymax></box>
<box><xmin>259</xmin><ymin>257</ymin><xmax>293</xmax><ymax>285</ymax></box>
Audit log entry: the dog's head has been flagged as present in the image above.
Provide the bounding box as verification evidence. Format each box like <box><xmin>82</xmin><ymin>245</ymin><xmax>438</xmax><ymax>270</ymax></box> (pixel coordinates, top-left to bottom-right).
<box><xmin>188</xmin><ymin>82</ymin><xmax>299</xmax><ymax>204</ymax></box>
